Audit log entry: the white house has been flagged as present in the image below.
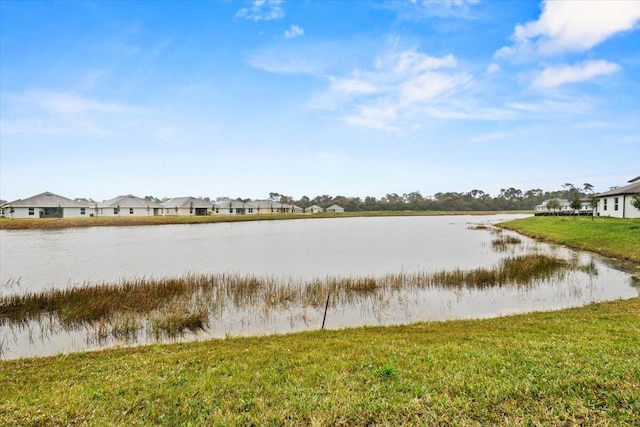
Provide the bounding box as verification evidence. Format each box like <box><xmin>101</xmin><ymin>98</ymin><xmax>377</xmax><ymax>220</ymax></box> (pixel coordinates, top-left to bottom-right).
<box><xmin>213</xmin><ymin>200</ymin><xmax>258</xmax><ymax>215</ymax></box>
<box><xmin>305</xmin><ymin>205</ymin><xmax>324</xmax><ymax>214</ymax></box>
<box><xmin>95</xmin><ymin>195</ymin><xmax>164</xmax><ymax>217</ymax></box>
<box><xmin>534</xmin><ymin>198</ymin><xmax>593</xmax><ymax>216</ymax></box>
<box><xmin>0</xmin><ymin>192</ymin><xmax>91</xmax><ymax>219</ymax></box>
<box><xmin>326</xmin><ymin>204</ymin><xmax>345</xmax><ymax>213</ymax></box>
<box><xmin>594</xmin><ymin>177</ymin><xmax>640</xmax><ymax>219</ymax></box>
<box><xmin>162</xmin><ymin>197</ymin><xmax>212</xmax><ymax>216</ymax></box>
<box><xmin>250</xmin><ymin>200</ymin><xmax>292</xmax><ymax>214</ymax></box>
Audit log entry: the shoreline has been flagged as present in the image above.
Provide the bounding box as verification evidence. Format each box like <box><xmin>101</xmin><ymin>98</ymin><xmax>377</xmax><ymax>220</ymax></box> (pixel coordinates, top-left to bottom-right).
<box><xmin>0</xmin><ymin>210</ymin><xmax>530</xmax><ymax>230</ymax></box>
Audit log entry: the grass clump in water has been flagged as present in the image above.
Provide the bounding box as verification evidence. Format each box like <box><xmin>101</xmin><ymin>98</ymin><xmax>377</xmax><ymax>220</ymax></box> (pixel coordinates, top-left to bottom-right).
<box><xmin>491</xmin><ymin>235</ymin><xmax>522</xmax><ymax>251</ymax></box>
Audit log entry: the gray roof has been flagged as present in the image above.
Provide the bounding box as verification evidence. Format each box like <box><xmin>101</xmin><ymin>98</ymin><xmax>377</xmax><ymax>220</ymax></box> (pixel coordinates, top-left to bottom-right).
<box><xmin>162</xmin><ymin>197</ymin><xmax>212</xmax><ymax>209</ymax></box>
<box><xmin>214</xmin><ymin>200</ymin><xmax>257</xmax><ymax>209</ymax></box>
<box><xmin>97</xmin><ymin>195</ymin><xmax>164</xmax><ymax>208</ymax></box>
<box><xmin>596</xmin><ymin>181</ymin><xmax>640</xmax><ymax>197</ymax></box>
<box><xmin>251</xmin><ymin>200</ymin><xmax>291</xmax><ymax>209</ymax></box>
<box><xmin>1</xmin><ymin>192</ymin><xmax>91</xmax><ymax>208</ymax></box>
<box><xmin>327</xmin><ymin>204</ymin><xmax>344</xmax><ymax>210</ymax></box>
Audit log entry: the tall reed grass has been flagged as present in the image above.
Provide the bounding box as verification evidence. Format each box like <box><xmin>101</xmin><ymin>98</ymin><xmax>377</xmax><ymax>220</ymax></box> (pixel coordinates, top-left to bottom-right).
<box><xmin>0</xmin><ymin>254</ymin><xmax>592</xmax><ymax>344</ymax></box>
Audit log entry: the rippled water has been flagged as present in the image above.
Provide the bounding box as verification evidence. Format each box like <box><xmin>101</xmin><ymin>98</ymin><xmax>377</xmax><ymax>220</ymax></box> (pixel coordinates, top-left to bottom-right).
<box><xmin>1</xmin><ymin>214</ymin><xmax>637</xmax><ymax>359</ymax></box>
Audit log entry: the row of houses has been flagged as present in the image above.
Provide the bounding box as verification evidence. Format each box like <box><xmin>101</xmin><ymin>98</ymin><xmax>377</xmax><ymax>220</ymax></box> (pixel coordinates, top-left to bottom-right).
<box><xmin>0</xmin><ymin>194</ymin><xmax>345</xmax><ymax>219</ymax></box>
<box><xmin>534</xmin><ymin>176</ymin><xmax>640</xmax><ymax>219</ymax></box>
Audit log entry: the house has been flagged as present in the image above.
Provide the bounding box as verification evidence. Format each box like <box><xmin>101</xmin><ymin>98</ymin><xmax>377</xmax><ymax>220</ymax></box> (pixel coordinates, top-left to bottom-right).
<box><xmin>162</xmin><ymin>197</ymin><xmax>212</xmax><ymax>216</ymax></box>
<box><xmin>213</xmin><ymin>200</ymin><xmax>258</xmax><ymax>215</ymax></box>
<box><xmin>251</xmin><ymin>200</ymin><xmax>292</xmax><ymax>214</ymax></box>
<box><xmin>534</xmin><ymin>198</ymin><xmax>593</xmax><ymax>216</ymax></box>
<box><xmin>291</xmin><ymin>205</ymin><xmax>304</xmax><ymax>213</ymax></box>
<box><xmin>305</xmin><ymin>205</ymin><xmax>324</xmax><ymax>214</ymax></box>
<box><xmin>593</xmin><ymin>177</ymin><xmax>640</xmax><ymax>219</ymax></box>
<box><xmin>0</xmin><ymin>191</ymin><xmax>91</xmax><ymax>219</ymax></box>
<box><xmin>95</xmin><ymin>195</ymin><xmax>164</xmax><ymax>217</ymax></box>
<box><xmin>326</xmin><ymin>204</ymin><xmax>345</xmax><ymax>213</ymax></box>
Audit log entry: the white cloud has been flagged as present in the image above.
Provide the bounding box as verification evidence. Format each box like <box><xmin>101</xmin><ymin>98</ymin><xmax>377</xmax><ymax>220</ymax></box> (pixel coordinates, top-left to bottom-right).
<box><xmin>486</xmin><ymin>63</ymin><xmax>500</xmax><ymax>74</ymax></box>
<box><xmin>314</xmin><ymin>49</ymin><xmax>471</xmax><ymax>131</ymax></box>
<box><xmin>498</xmin><ymin>0</ymin><xmax>640</xmax><ymax>58</ymax></box>
<box><xmin>284</xmin><ymin>24</ymin><xmax>304</xmax><ymax>39</ymax></box>
<box><xmin>469</xmin><ymin>131</ymin><xmax>512</xmax><ymax>144</ymax></box>
<box><xmin>236</xmin><ymin>0</ymin><xmax>285</xmax><ymax>22</ymax></box>
<box><xmin>1</xmin><ymin>90</ymin><xmax>151</xmax><ymax>137</ymax></box>
<box><xmin>532</xmin><ymin>60</ymin><xmax>620</xmax><ymax>88</ymax></box>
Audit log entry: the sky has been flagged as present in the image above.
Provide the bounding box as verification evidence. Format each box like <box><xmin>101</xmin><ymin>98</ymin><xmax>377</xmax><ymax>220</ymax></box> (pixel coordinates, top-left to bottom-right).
<box><xmin>1</xmin><ymin>0</ymin><xmax>639</xmax><ymax>202</ymax></box>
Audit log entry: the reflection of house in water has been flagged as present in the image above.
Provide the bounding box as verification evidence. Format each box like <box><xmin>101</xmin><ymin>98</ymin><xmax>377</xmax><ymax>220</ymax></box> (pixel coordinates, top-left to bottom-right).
<box><xmin>95</xmin><ymin>195</ymin><xmax>164</xmax><ymax>217</ymax></box>
<box><xmin>162</xmin><ymin>197</ymin><xmax>212</xmax><ymax>216</ymax></box>
<box><xmin>0</xmin><ymin>192</ymin><xmax>91</xmax><ymax>219</ymax></box>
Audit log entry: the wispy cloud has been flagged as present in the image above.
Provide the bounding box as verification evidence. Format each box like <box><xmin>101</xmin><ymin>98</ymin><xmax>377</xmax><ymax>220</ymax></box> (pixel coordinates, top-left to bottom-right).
<box><xmin>469</xmin><ymin>131</ymin><xmax>512</xmax><ymax>144</ymax></box>
<box><xmin>315</xmin><ymin>49</ymin><xmax>474</xmax><ymax>131</ymax></box>
<box><xmin>497</xmin><ymin>0</ymin><xmax>640</xmax><ymax>59</ymax></box>
<box><xmin>1</xmin><ymin>91</ymin><xmax>151</xmax><ymax>137</ymax></box>
<box><xmin>236</xmin><ymin>0</ymin><xmax>285</xmax><ymax>22</ymax></box>
<box><xmin>396</xmin><ymin>0</ymin><xmax>480</xmax><ymax>20</ymax></box>
<box><xmin>284</xmin><ymin>24</ymin><xmax>304</xmax><ymax>39</ymax></box>
<box><xmin>532</xmin><ymin>60</ymin><xmax>620</xmax><ymax>88</ymax></box>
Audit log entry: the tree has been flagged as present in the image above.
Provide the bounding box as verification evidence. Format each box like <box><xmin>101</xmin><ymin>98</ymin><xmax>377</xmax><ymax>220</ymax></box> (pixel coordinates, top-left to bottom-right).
<box><xmin>546</xmin><ymin>199</ymin><xmax>561</xmax><ymax>215</ymax></box>
<box><xmin>631</xmin><ymin>194</ymin><xmax>640</xmax><ymax>211</ymax></box>
<box><xmin>570</xmin><ymin>196</ymin><xmax>582</xmax><ymax>215</ymax></box>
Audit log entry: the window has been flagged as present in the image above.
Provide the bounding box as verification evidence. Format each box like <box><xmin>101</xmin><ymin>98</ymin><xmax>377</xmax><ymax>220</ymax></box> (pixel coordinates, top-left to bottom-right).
<box><xmin>614</xmin><ymin>197</ymin><xmax>619</xmax><ymax>211</ymax></box>
<box><xmin>129</xmin><ymin>208</ymin><xmax>134</xmax><ymax>215</ymax></box>
<box><xmin>215</xmin><ymin>208</ymin><xmax>219</xmax><ymax>213</ymax></box>
<box><xmin>114</xmin><ymin>208</ymin><xmax>119</xmax><ymax>215</ymax></box>
<box><xmin>28</xmin><ymin>208</ymin><xmax>34</xmax><ymax>216</ymax></box>
<box><xmin>80</xmin><ymin>208</ymin><xmax>86</xmax><ymax>215</ymax></box>
<box><xmin>603</xmin><ymin>199</ymin><xmax>607</xmax><ymax>211</ymax></box>
<box><xmin>248</xmin><ymin>208</ymin><xmax>253</xmax><ymax>213</ymax></box>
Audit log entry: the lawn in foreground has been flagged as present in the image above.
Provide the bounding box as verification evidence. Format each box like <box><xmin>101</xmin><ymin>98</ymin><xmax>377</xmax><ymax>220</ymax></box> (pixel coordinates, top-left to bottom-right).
<box><xmin>1</xmin><ymin>298</ymin><xmax>639</xmax><ymax>426</ymax></box>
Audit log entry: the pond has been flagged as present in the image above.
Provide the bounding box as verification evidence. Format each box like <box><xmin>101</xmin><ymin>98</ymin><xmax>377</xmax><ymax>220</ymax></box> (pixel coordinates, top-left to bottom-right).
<box><xmin>1</xmin><ymin>214</ymin><xmax>637</xmax><ymax>359</ymax></box>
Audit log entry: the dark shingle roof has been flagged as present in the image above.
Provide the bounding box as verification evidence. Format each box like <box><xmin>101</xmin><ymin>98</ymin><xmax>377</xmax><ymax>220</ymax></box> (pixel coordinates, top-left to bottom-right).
<box><xmin>596</xmin><ymin>181</ymin><xmax>640</xmax><ymax>197</ymax></box>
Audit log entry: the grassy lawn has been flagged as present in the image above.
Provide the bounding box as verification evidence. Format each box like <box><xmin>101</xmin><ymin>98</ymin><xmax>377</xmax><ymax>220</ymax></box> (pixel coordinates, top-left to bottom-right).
<box><xmin>498</xmin><ymin>216</ymin><xmax>640</xmax><ymax>266</ymax></box>
<box><xmin>1</xmin><ymin>298</ymin><xmax>639</xmax><ymax>426</ymax></box>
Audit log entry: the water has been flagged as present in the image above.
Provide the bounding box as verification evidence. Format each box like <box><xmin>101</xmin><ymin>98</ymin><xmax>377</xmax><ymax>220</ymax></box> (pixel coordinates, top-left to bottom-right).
<box><xmin>1</xmin><ymin>214</ymin><xmax>637</xmax><ymax>359</ymax></box>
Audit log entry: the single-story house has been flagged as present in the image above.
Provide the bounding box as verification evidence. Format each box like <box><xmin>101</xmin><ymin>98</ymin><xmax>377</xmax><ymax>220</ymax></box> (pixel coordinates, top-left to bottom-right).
<box><xmin>326</xmin><ymin>204</ymin><xmax>345</xmax><ymax>213</ymax></box>
<box><xmin>162</xmin><ymin>197</ymin><xmax>212</xmax><ymax>216</ymax></box>
<box><xmin>0</xmin><ymin>191</ymin><xmax>91</xmax><ymax>219</ymax></box>
<box><xmin>534</xmin><ymin>198</ymin><xmax>593</xmax><ymax>216</ymax></box>
<box><xmin>305</xmin><ymin>205</ymin><xmax>324</xmax><ymax>214</ymax></box>
<box><xmin>213</xmin><ymin>200</ymin><xmax>258</xmax><ymax>215</ymax></box>
<box><xmin>593</xmin><ymin>177</ymin><xmax>640</xmax><ymax>219</ymax></box>
<box><xmin>291</xmin><ymin>205</ymin><xmax>304</xmax><ymax>213</ymax></box>
<box><xmin>251</xmin><ymin>200</ymin><xmax>293</xmax><ymax>214</ymax></box>
<box><xmin>95</xmin><ymin>195</ymin><xmax>164</xmax><ymax>217</ymax></box>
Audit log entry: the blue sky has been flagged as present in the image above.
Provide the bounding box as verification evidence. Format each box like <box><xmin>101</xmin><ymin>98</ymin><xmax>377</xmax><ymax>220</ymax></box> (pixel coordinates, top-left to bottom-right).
<box><xmin>1</xmin><ymin>0</ymin><xmax>639</xmax><ymax>202</ymax></box>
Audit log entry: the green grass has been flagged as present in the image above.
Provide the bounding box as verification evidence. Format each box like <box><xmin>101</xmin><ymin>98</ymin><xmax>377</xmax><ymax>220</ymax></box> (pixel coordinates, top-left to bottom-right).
<box><xmin>1</xmin><ymin>298</ymin><xmax>638</xmax><ymax>425</ymax></box>
<box><xmin>498</xmin><ymin>216</ymin><xmax>640</xmax><ymax>266</ymax></box>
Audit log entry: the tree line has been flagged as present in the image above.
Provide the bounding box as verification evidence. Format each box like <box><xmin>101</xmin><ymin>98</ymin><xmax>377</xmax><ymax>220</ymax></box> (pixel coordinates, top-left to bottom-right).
<box><xmin>3</xmin><ymin>183</ymin><xmax>622</xmax><ymax>213</ymax></box>
<box><xmin>266</xmin><ymin>183</ymin><xmax>598</xmax><ymax>212</ymax></box>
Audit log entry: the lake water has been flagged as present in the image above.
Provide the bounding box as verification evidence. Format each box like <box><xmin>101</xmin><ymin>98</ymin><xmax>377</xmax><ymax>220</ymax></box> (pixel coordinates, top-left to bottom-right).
<box><xmin>1</xmin><ymin>214</ymin><xmax>637</xmax><ymax>359</ymax></box>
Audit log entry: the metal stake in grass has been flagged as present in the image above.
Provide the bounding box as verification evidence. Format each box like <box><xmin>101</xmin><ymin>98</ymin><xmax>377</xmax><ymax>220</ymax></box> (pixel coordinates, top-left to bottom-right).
<box><xmin>321</xmin><ymin>292</ymin><xmax>330</xmax><ymax>330</ymax></box>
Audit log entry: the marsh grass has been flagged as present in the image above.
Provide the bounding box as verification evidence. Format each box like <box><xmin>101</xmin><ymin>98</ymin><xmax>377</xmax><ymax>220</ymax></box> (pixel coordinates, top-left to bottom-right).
<box><xmin>491</xmin><ymin>235</ymin><xmax>522</xmax><ymax>251</ymax></box>
<box><xmin>1</xmin><ymin>254</ymin><xmax>593</xmax><ymax>348</ymax></box>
